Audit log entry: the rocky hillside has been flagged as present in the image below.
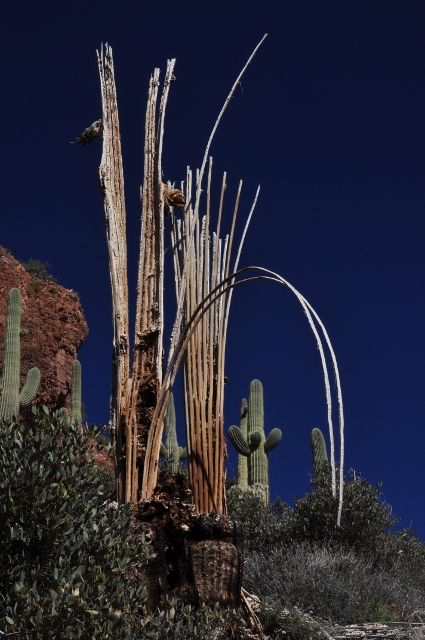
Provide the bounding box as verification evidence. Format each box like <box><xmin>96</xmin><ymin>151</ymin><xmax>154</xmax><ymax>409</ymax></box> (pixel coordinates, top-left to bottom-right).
<box><xmin>0</xmin><ymin>247</ymin><xmax>88</xmax><ymax>412</ymax></box>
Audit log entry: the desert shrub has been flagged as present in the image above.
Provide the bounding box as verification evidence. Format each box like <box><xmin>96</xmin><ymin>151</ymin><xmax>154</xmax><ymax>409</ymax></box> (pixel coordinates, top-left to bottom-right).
<box><xmin>371</xmin><ymin>528</ymin><xmax>425</xmax><ymax>620</ymax></box>
<box><xmin>21</xmin><ymin>258</ymin><xmax>58</xmax><ymax>282</ymax></box>
<box><xmin>138</xmin><ymin>599</ymin><xmax>250</xmax><ymax>639</ymax></box>
<box><xmin>227</xmin><ymin>484</ymin><xmax>292</xmax><ymax>552</ymax></box>
<box><xmin>0</xmin><ymin>409</ymin><xmax>151</xmax><ymax>638</ymax></box>
<box><xmin>257</xmin><ymin>599</ymin><xmax>331</xmax><ymax>640</ymax></box>
<box><xmin>244</xmin><ymin>543</ymin><xmax>407</xmax><ymax>624</ymax></box>
<box><xmin>230</xmin><ymin>465</ymin><xmax>425</xmax><ymax>625</ymax></box>
<box><xmin>90</xmin><ymin>458</ymin><xmax>116</xmax><ymax>499</ymax></box>
<box><xmin>228</xmin><ymin>465</ymin><xmax>401</xmax><ymax>554</ymax></box>
<box><xmin>158</xmin><ymin>459</ymin><xmax>189</xmax><ymax>482</ymax></box>
<box><xmin>289</xmin><ymin>464</ymin><xmax>399</xmax><ymax>553</ymax></box>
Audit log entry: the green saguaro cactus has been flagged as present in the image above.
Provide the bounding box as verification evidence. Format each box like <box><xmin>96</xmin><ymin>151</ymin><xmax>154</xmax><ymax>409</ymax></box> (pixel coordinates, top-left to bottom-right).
<box><xmin>58</xmin><ymin>359</ymin><xmax>82</xmax><ymax>426</ymax></box>
<box><xmin>159</xmin><ymin>392</ymin><xmax>187</xmax><ymax>473</ymax></box>
<box><xmin>0</xmin><ymin>288</ymin><xmax>40</xmax><ymax>422</ymax></box>
<box><xmin>237</xmin><ymin>398</ymin><xmax>249</xmax><ymax>487</ymax></box>
<box><xmin>311</xmin><ymin>427</ymin><xmax>328</xmax><ymax>468</ymax></box>
<box><xmin>248</xmin><ymin>379</ymin><xmax>282</xmax><ymax>503</ymax></box>
<box><xmin>71</xmin><ymin>359</ymin><xmax>82</xmax><ymax>424</ymax></box>
<box><xmin>228</xmin><ymin>379</ymin><xmax>282</xmax><ymax>503</ymax></box>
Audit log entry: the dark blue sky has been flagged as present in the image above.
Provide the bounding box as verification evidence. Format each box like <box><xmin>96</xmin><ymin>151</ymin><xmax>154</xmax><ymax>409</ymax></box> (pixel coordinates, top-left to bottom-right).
<box><xmin>1</xmin><ymin>1</ymin><xmax>424</xmax><ymax>538</ymax></box>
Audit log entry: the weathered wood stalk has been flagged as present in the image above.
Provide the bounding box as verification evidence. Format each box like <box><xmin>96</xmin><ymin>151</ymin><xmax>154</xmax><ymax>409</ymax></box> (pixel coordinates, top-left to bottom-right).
<box><xmin>128</xmin><ymin>60</ymin><xmax>175</xmax><ymax>503</ymax></box>
<box><xmin>97</xmin><ymin>44</ymin><xmax>129</xmax><ymax>504</ymax></box>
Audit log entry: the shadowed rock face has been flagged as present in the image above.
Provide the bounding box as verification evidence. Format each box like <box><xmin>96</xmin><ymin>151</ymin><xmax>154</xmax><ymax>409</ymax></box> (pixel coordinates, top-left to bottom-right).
<box><xmin>0</xmin><ymin>247</ymin><xmax>89</xmax><ymax>413</ymax></box>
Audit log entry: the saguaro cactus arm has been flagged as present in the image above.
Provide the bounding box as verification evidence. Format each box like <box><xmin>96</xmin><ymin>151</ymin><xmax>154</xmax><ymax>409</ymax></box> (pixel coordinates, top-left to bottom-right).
<box><xmin>19</xmin><ymin>368</ymin><xmax>41</xmax><ymax>407</ymax></box>
<box><xmin>264</xmin><ymin>428</ymin><xmax>282</xmax><ymax>453</ymax></box>
<box><xmin>228</xmin><ymin>425</ymin><xmax>251</xmax><ymax>457</ymax></box>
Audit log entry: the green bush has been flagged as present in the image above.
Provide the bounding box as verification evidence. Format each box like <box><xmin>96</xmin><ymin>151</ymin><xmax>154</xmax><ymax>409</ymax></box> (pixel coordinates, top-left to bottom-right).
<box><xmin>0</xmin><ymin>408</ymin><xmax>151</xmax><ymax>638</ymax></box>
<box><xmin>227</xmin><ymin>464</ymin><xmax>401</xmax><ymax>554</ymax></box>
<box><xmin>289</xmin><ymin>463</ymin><xmax>399</xmax><ymax>552</ymax></box>
<box><xmin>140</xmin><ymin>599</ymin><xmax>250</xmax><ymax>639</ymax></box>
<box><xmin>227</xmin><ymin>484</ymin><xmax>292</xmax><ymax>552</ymax></box>
<box><xmin>21</xmin><ymin>258</ymin><xmax>58</xmax><ymax>283</ymax></box>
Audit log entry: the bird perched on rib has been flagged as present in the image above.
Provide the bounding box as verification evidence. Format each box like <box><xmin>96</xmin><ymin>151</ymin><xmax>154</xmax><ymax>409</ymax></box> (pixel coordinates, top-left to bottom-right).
<box><xmin>163</xmin><ymin>184</ymin><xmax>185</xmax><ymax>215</ymax></box>
<box><xmin>71</xmin><ymin>119</ymin><xmax>103</xmax><ymax>146</ymax></box>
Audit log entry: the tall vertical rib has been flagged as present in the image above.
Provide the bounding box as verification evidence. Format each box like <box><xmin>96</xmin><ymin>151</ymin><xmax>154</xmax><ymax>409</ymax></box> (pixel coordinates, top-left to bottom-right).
<box><xmin>97</xmin><ymin>44</ymin><xmax>129</xmax><ymax>504</ymax></box>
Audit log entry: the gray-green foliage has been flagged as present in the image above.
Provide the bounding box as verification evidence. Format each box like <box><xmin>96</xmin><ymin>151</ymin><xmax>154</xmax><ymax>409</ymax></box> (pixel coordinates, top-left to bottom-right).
<box><xmin>140</xmin><ymin>599</ymin><xmax>251</xmax><ymax>639</ymax></box>
<box><xmin>159</xmin><ymin>392</ymin><xmax>187</xmax><ymax>473</ymax></box>
<box><xmin>228</xmin><ymin>379</ymin><xmax>282</xmax><ymax>503</ymax></box>
<box><xmin>245</xmin><ymin>543</ymin><xmax>399</xmax><ymax>628</ymax></box>
<box><xmin>227</xmin><ymin>484</ymin><xmax>290</xmax><ymax>552</ymax></box>
<box><xmin>257</xmin><ymin>600</ymin><xmax>332</xmax><ymax>640</ymax></box>
<box><xmin>245</xmin><ymin>538</ymin><xmax>425</xmax><ymax>626</ymax></box>
<box><xmin>21</xmin><ymin>258</ymin><xmax>58</xmax><ymax>283</ymax></box>
<box><xmin>0</xmin><ymin>288</ymin><xmax>40</xmax><ymax>421</ymax></box>
<box><xmin>227</xmin><ymin>465</ymin><xmax>410</xmax><ymax>555</ymax></box>
<box><xmin>0</xmin><ymin>408</ymin><xmax>151</xmax><ymax>638</ymax></box>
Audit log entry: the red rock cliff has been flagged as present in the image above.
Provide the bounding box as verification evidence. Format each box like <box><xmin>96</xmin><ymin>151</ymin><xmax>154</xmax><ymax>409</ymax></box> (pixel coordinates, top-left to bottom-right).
<box><xmin>0</xmin><ymin>247</ymin><xmax>89</xmax><ymax>412</ymax></box>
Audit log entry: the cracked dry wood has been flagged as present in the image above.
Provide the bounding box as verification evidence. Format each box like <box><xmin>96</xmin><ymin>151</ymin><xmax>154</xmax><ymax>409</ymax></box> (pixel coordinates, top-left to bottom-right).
<box><xmin>136</xmin><ymin>59</ymin><xmax>176</xmax><ymax>503</ymax></box>
<box><xmin>97</xmin><ymin>43</ymin><xmax>129</xmax><ymax>504</ymax></box>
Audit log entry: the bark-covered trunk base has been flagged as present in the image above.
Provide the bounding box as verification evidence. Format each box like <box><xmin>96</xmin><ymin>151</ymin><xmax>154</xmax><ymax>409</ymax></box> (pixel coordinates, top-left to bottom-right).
<box><xmin>131</xmin><ymin>472</ymin><xmax>244</xmax><ymax>612</ymax></box>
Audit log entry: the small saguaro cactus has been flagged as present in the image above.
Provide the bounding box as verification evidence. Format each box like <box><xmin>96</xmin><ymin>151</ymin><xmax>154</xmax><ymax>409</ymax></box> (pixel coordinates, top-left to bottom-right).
<box><xmin>0</xmin><ymin>288</ymin><xmax>41</xmax><ymax>422</ymax></box>
<box><xmin>58</xmin><ymin>359</ymin><xmax>82</xmax><ymax>426</ymax></box>
<box><xmin>311</xmin><ymin>427</ymin><xmax>328</xmax><ymax>468</ymax></box>
<box><xmin>228</xmin><ymin>379</ymin><xmax>282</xmax><ymax>503</ymax></box>
<box><xmin>71</xmin><ymin>359</ymin><xmax>82</xmax><ymax>424</ymax></box>
<box><xmin>159</xmin><ymin>392</ymin><xmax>187</xmax><ymax>473</ymax></box>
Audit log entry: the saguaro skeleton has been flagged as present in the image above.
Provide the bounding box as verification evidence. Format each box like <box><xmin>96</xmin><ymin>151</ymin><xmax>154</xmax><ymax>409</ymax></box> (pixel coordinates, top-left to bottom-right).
<box><xmin>94</xmin><ymin>38</ymin><xmax>345</xmax><ymax>528</ymax></box>
<box><xmin>97</xmin><ymin>44</ymin><xmax>175</xmax><ymax>503</ymax></box>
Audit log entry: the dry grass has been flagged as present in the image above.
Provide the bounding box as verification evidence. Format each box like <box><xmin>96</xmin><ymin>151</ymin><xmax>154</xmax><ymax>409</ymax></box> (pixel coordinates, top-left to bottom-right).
<box><xmin>244</xmin><ymin>542</ymin><xmax>425</xmax><ymax>626</ymax></box>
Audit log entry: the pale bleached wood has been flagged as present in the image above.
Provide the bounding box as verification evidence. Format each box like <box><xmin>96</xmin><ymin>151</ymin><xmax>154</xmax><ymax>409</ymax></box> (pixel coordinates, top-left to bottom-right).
<box><xmin>130</xmin><ymin>60</ymin><xmax>176</xmax><ymax>503</ymax></box>
<box><xmin>125</xmin><ymin>68</ymin><xmax>160</xmax><ymax>503</ymax></box>
<box><xmin>97</xmin><ymin>44</ymin><xmax>130</xmax><ymax>504</ymax></box>
<box><xmin>218</xmin><ymin>182</ymin><xmax>242</xmax><ymax>479</ymax></box>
